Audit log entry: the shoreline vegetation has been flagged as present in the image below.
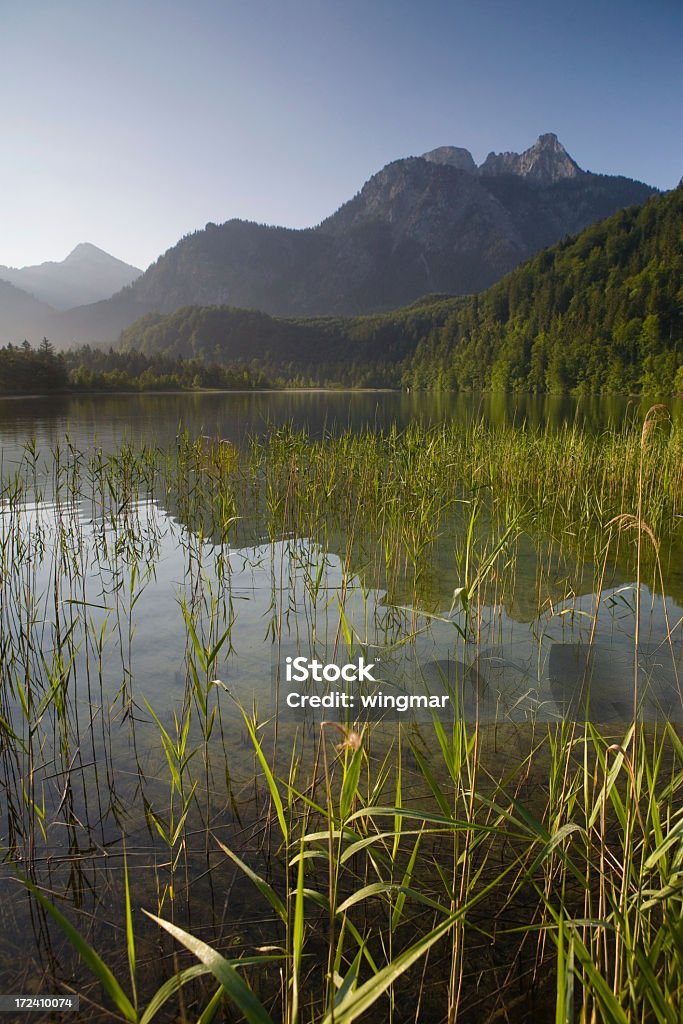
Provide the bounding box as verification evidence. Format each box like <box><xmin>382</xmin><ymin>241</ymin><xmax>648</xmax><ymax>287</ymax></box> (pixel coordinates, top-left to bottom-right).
<box><xmin>0</xmin><ymin>337</ymin><xmax>682</xmax><ymax>398</ymax></box>
<box><xmin>0</xmin><ymin>412</ymin><xmax>682</xmax><ymax>1020</ymax></box>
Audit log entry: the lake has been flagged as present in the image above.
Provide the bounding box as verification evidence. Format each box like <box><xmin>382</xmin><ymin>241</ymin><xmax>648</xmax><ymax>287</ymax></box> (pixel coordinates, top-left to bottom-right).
<box><xmin>0</xmin><ymin>391</ymin><xmax>682</xmax><ymax>1022</ymax></box>
<box><xmin>2</xmin><ymin>389</ymin><xmax>683</xmax><ymax>453</ymax></box>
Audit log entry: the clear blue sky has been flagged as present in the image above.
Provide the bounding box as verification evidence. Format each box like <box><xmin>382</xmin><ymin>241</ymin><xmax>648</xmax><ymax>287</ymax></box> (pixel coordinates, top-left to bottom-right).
<box><xmin>1</xmin><ymin>0</ymin><xmax>681</xmax><ymax>270</ymax></box>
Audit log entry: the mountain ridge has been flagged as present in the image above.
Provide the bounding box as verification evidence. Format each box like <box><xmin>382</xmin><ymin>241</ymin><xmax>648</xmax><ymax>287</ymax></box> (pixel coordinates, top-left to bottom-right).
<box><xmin>0</xmin><ymin>244</ymin><xmax>141</xmax><ymax>312</ymax></box>
<box><xmin>1</xmin><ymin>135</ymin><xmax>659</xmax><ymax>346</ymax></box>
<box><xmin>0</xmin><ymin>279</ymin><xmax>55</xmax><ymax>343</ymax></box>
<box><xmin>422</xmin><ymin>132</ymin><xmax>583</xmax><ymax>184</ymax></box>
<box><xmin>115</xmin><ymin>185</ymin><xmax>683</xmax><ymax>395</ymax></box>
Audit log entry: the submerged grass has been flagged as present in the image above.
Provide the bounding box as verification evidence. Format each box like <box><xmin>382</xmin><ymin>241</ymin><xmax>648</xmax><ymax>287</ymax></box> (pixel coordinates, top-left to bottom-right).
<box><xmin>0</xmin><ymin>412</ymin><xmax>681</xmax><ymax>1020</ymax></box>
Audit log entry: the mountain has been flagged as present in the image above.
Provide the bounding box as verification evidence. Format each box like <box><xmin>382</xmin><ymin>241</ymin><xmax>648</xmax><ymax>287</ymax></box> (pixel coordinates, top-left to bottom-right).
<box><xmin>0</xmin><ymin>279</ymin><xmax>55</xmax><ymax>344</ymax></box>
<box><xmin>405</xmin><ymin>183</ymin><xmax>683</xmax><ymax>394</ymax></box>
<box><xmin>117</xmin><ymin>295</ymin><xmax>459</xmax><ymax>371</ymax></box>
<box><xmin>0</xmin><ymin>243</ymin><xmax>141</xmax><ymax>310</ymax></box>
<box><xmin>117</xmin><ymin>184</ymin><xmax>683</xmax><ymax>395</ymax></box>
<box><xmin>421</xmin><ymin>146</ymin><xmax>479</xmax><ymax>173</ymax></box>
<box><xmin>18</xmin><ymin>135</ymin><xmax>658</xmax><ymax>346</ymax></box>
<box><xmin>422</xmin><ymin>132</ymin><xmax>582</xmax><ymax>184</ymax></box>
<box><xmin>478</xmin><ymin>132</ymin><xmax>582</xmax><ymax>183</ymax></box>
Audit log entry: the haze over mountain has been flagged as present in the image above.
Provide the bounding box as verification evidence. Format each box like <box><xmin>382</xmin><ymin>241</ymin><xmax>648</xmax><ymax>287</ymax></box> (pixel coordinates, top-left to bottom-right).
<box><xmin>2</xmin><ymin>135</ymin><xmax>657</xmax><ymax>347</ymax></box>
<box><xmin>0</xmin><ymin>279</ymin><xmax>55</xmax><ymax>344</ymax></box>
<box><xmin>0</xmin><ymin>244</ymin><xmax>141</xmax><ymax>311</ymax></box>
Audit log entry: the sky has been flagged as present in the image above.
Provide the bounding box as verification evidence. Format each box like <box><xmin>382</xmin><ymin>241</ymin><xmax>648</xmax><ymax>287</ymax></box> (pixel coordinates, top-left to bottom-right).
<box><xmin>1</xmin><ymin>0</ymin><xmax>681</xmax><ymax>272</ymax></box>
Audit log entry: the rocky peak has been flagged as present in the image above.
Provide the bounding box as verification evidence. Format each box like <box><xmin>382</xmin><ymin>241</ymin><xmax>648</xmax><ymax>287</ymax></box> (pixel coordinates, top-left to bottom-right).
<box><xmin>65</xmin><ymin>242</ymin><xmax>107</xmax><ymax>262</ymax></box>
<box><xmin>479</xmin><ymin>133</ymin><xmax>583</xmax><ymax>184</ymax></box>
<box><xmin>0</xmin><ymin>243</ymin><xmax>141</xmax><ymax>311</ymax></box>
<box><xmin>422</xmin><ymin>146</ymin><xmax>477</xmax><ymax>174</ymax></box>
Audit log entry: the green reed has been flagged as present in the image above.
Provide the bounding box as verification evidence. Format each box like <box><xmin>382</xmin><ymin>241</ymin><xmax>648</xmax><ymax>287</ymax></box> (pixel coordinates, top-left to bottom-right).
<box><xmin>1</xmin><ymin>410</ymin><xmax>682</xmax><ymax>1019</ymax></box>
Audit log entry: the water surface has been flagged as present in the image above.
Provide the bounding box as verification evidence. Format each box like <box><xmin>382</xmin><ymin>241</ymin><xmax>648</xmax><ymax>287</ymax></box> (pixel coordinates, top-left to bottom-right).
<box><xmin>0</xmin><ymin>391</ymin><xmax>681</xmax><ymax>1020</ymax></box>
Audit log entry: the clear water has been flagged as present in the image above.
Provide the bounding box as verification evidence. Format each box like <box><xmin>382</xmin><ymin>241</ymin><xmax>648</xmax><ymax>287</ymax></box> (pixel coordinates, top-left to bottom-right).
<box><xmin>0</xmin><ymin>391</ymin><xmax>681</xmax><ymax>1016</ymax></box>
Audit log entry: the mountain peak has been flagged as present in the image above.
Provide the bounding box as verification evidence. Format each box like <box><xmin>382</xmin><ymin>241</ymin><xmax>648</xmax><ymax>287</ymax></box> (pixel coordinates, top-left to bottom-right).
<box><xmin>421</xmin><ymin>135</ymin><xmax>583</xmax><ymax>184</ymax></box>
<box><xmin>422</xmin><ymin>146</ymin><xmax>477</xmax><ymax>174</ymax></box>
<box><xmin>0</xmin><ymin>244</ymin><xmax>141</xmax><ymax>311</ymax></box>
<box><xmin>480</xmin><ymin>133</ymin><xmax>583</xmax><ymax>183</ymax></box>
<box><xmin>64</xmin><ymin>242</ymin><xmax>136</xmax><ymax>267</ymax></box>
<box><xmin>66</xmin><ymin>242</ymin><xmax>105</xmax><ymax>259</ymax></box>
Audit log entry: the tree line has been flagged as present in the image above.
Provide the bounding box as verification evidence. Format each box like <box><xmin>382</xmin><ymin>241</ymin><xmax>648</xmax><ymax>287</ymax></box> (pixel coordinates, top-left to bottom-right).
<box><xmin>0</xmin><ymin>341</ymin><xmax>271</xmax><ymax>394</ymax></box>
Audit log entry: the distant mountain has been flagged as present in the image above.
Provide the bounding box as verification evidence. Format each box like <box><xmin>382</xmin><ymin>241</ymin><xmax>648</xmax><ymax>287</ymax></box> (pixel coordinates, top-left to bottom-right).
<box><xmin>0</xmin><ymin>243</ymin><xmax>141</xmax><ymax>310</ymax></box>
<box><xmin>0</xmin><ymin>279</ymin><xmax>54</xmax><ymax>344</ymax></box>
<box><xmin>15</xmin><ymin>135</ymin><xmax>658</xmax><ymax>346</ymax></box>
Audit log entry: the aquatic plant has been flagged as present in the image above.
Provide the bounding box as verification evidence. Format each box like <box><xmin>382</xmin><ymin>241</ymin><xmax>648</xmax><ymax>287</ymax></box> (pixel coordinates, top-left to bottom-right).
<box><xmin>1</xmin><ymin>410</ymin><xmax>682</xmax><ymax>1019</ymax></box>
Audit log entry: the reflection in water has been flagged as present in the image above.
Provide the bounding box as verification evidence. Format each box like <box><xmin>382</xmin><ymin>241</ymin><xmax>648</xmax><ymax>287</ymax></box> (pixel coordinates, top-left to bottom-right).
<box><xmin>2</xmin><ymin>389</ymin><xmax>682</xmax><ymax>458</ymax></box>
<box><xmin>0</xmin><ymin>406</ymin><xmax>682</xmax><ymax>1017</ymax></box>
<box><xmin>548</xmin><ymin>642</ymin><xmax>683</xmax><ymax>723</ymax></box>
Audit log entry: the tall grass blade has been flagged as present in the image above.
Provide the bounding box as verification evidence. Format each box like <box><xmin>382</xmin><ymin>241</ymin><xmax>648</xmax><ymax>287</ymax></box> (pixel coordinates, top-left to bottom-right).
<box><xmin>19</xmin><ymin>875</ymin><xmax>137</xmax><ymax>1022</ymax></box>
<box><xmin>322</xmin><ymin>911</ymin><xmax>458</xmax><ymax>1024</ymax></box>
<box><xmin>145</xmin><ymin>913</ymin><xmax>274</xmax><ymax>1024</ymax></box>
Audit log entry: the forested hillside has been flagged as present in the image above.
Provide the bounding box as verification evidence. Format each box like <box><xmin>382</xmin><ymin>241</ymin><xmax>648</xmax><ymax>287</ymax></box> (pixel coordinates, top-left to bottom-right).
<box><xmin>118</xmin><ymin>296</ymin><xmax>461</xmax><ymax>387</ymax></box>
<box><xmin>117</xmin><ymin>187</ymin><xmax>682</xmax><ymax>394</ymax></box>
<box><xmin>404</xmin><ymin>186</ymin><xmax>683</xmax><ymax>393</ymax></box>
